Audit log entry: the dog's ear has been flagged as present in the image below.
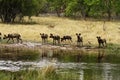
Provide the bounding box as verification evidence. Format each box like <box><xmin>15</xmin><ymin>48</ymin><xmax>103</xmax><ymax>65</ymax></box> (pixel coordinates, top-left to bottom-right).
<box><xmin>79</xmin><ymin>33</ymin><xmax>81</xmax><ymax>35</ymax></box>
<box><xmin>50</xmin><ymin>33</ymin><xmax>53</xmax><ymax>35</ymax></box>
<box><xmin>76</xmin><ymin>33</ymin><xmax>78</xmax><ymax>35</ymax></box>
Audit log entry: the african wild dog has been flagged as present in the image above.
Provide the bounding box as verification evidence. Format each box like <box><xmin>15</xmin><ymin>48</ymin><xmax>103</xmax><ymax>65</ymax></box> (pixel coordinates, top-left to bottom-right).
<box><xmin>3</xmin><ymin>33</ymin><xmax>22</xmax><ymax>43</ymax></box>
<box><xmin>96</xmin><ymin>36</ymin><xmax>107</xmax><ymax>47</ymax></box>
<box><xmin>40</xmin><ymin>33</ymin><xmax>48</xmax><ymax>44</ymax></box>
<box><xmin>50</xmin><ymin>33</ymin><xmax>60</xmax><ymax>45</ymax></box>
<box><xmin>61</xmin><ymin>35</ymin><xmax>72</xmax><ymax>42</ymax></box>
<box><xmin>76</xmin><ymin>33</ymin><xmax>83</xmax><ymax>46</ymax></box>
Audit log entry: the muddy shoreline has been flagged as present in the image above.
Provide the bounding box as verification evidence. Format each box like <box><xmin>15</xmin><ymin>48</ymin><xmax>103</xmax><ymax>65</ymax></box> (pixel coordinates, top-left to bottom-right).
<box><xmin>0</xmin><ymin>42</ymin><xmax>102</xmax><ymax>51</ymax></box>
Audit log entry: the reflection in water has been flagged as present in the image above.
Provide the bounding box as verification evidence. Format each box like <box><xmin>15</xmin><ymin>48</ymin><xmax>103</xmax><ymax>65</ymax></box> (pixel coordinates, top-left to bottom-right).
<box><xmin>41</xmin><ymin>49</ymin><xmax>85</xmax><ymax>63</ymax></box>
<box><xmin>0</xmin><ymin>60</ymin><xmax>119</xmax><ymax>80</ymax></box>
<box><xmin>78</xmin><ymin>64</ymin><xmax>120</xmax><ymax>80</ymax></box>
<box><xmin>79</xmin><ymin>70</ymin><xmax>84</xmax><ymax>80</ymax></box>
<box><xmin>0</xmin><ymin>47</ymin><xmax>119</xmax><ymax>63</ymax></box>
<box><xmin>0</xmin><ymin>49</ymin><xmax>120</xmax><ymax>80</ymax></box>
<box><xmin>97</xmin><ymin>49</ymin><xmax>105</xmax><ymax>63</ymax></box>
<box><xmin>41</xmin><ymin>49</ymin><xmax>119</xmax><ymax>63</ymax></box>
<box><xmin>104</xmin><ymin>70</ymin><xmax>112</xmax><ymax>80</ymax></box>
<box><xmin>39</xmin><ymin>49</ymin><xmax>120</xmax><ymax>80</ymax></box>
<box><xmin>103</xmin><ymin>64</ymin><xmax>112</xmax><ymax>80</ymax></box>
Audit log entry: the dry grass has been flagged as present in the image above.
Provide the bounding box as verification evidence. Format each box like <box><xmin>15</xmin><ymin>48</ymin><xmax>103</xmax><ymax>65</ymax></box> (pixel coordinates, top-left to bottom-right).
<box><xmin>0</xmin><ymin>16</ymin><xmax>120</xmax><ymax>45</ymax></box>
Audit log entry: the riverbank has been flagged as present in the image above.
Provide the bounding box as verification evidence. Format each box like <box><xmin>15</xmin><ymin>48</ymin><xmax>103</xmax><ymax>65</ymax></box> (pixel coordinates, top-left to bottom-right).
<box><xmin>1</xmin><ymin>41</ymin><xmax>120</xmax><ymax>50</ymax></box>
<box><xmin>0</xmin><ymin>42</ymin><xmax>106</xmax><ymax>53</ymax></box>
<box><xmin>0</xmin><ymin>42</ymin><xmax>120</xmax><ymax>62</ymax></box>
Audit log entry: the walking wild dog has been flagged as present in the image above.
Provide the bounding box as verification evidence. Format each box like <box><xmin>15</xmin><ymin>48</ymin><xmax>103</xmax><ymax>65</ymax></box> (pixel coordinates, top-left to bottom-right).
<box><xmin>50</xmin><ymin>33</ymin><xmax>60</xmax><ymax>45</ymax></box>
<box><xmin>3</xmin><ymin>33</ymin><xmax>22</xmax><ymax>43</ymax></box>
<box><xmin>40</xmin><ymin>33</ymin><xmax>48</xmax><ymax>44</ymax></box>
<box><xmin>76</xmin><ymin>33</ymin><xmax>83</xmax><ymax>46</ymax></box>
<box><xmin>61</xmin><ymin>35</ymin><xmax>72</xmax><ymax>42</ymax></box>
<box><xmin>96</xmin><ymin>36</ymin><xmax>107</xmax><ymax>47</ymax></box>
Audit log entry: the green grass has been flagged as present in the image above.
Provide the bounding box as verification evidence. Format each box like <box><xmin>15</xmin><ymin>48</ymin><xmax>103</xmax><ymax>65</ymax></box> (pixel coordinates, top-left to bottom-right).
<box><xmin>0</xmin><ymin>44</ymin><xmax>40</xmax><ymax>61</ymax></box>
<box><xmin>51</xmin><ymin>47</ymin><xmax>120</xmax><ymax>63</ymax></box>
<box><xmin>106</xmin><ymin>43</ymin><xmax>120</xmax><ymax>54</ymax></box>
<box><xmin>0</xmin><ymin>65</ymin><xmax>80</xmax><ymax>80</ymax></box>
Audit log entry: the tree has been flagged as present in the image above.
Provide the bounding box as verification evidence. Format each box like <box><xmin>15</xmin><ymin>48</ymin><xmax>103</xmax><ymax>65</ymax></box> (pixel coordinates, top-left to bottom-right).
<box><xmin>113</xmin><ymin>0</ymin><xmax>120</xmax><ymax>17</ymax></box>
<box><xmin>47</xmin><ymin>0</ymin><xmax>66</xmax><ymax>17</ymax></box>
<box><xmin>22</xmin><ymin>0</ymin><xmax>40</xmax><ymax>16</ymax></box>
<box><xmin>100</xmin><ymin>0</ymin><xmax>113</xmax><ymax>20</ymax></box>
<box><xmin>0</xmin><ymin>0</ymin><xmax>39</xmax><ymax>23</ymax></box>
<box><xmin>65</xmin><ymin>0</ymin><xmax>81</xmax><ymax>18</ymax></box>
<box><xmin>0</xmin><ymin>0</ymin><xmax>22</xmax><ymax>23</ymax></box>
<box><xmin>36</xmin><ymin>0</ymin><xmax>48</xmax><ymax>15</ymax></box>
<box><xmin>65</xmin><ymin>0</ymin><xmax>91</xmax><ymax>19</ymax></box>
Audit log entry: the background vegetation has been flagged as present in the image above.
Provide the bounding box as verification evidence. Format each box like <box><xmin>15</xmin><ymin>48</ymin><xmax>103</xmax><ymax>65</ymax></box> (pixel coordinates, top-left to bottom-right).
<box><xmin>0</xmin><ymin>0</ymin><xmax>120</xmax><ymax>23</ymax></box>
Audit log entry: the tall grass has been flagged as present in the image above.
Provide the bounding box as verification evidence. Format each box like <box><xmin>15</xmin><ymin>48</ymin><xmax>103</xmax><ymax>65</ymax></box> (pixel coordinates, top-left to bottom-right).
<box><xmin>0</xmin><ymin>65</ymin><xmax>80</xmax><ymax>80</ymax></box>
<box><xmin>0</xmin><ymin>16</ymin><xmax>119</xmax><ymax>45</ymax></box>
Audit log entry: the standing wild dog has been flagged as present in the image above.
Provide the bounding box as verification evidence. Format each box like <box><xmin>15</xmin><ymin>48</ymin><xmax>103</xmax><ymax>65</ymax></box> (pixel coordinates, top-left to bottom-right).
<box><xmin>61</xmin><ymin>35</ymin><xmax>72</xmax><ymax>42</ymax></box>
<box><xmin>96</xmin><ymin>36</ymin><xmax>107</xmax><ymax>47</ymax></box>
<box><xmin>50</xmin><ymin>33</ymin><xmax>60</xmax><ymax>45</ymax></box>
<box><xmin>76</xmin><ymin>33</ymin><xmax>83</xmax><ymax>46</ymax></box>
<box><xmin>3</xmin><ymin>33</ymin><xmax>22</xmax><ymax>43</ymax></box>
<box><xmin>40</xmin><ymin>33</ymin><xmax>48</xmax><ymax>44</ymax></box>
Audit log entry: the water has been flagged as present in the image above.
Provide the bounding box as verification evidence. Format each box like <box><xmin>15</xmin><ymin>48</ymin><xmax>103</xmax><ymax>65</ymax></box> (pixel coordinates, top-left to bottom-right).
<box><xmin>0</xmin><ymin>48</ymin><xmax>120</xmax><ymax>80</ymax></box>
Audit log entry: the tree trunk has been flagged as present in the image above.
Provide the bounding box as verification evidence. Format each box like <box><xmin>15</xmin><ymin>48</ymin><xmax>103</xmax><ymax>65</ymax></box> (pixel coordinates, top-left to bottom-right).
<box><xmin>0</xmin><ymin>15</ymin><xmax>4</xmax><ymax>22</ymax></box>
<box><xmin>81</xmin><ymin>7</ymin><xmax>86</xmax><ymax>20</ymax></box>
<box><xmin>107</xmin><ymin>9</ymin><xmax>111</xmax><ymax>21</ymax></box>
<box><xmin>55</xmin><ymin>9</ymin><xmax>61</xmax><ymax>17</ymax></box>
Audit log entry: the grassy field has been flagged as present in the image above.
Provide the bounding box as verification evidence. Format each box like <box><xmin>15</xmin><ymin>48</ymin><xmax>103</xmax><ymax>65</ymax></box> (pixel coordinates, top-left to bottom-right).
<box><xmin>0</xmin><ymin>16</ymin><xmax>120</xmax><ymax>45</ymax></box>
<box><xmin>0</xmin><ymin>65</ymin><xmax>79</xmax><ymax>80</ymax></box>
